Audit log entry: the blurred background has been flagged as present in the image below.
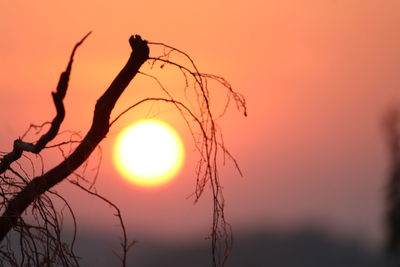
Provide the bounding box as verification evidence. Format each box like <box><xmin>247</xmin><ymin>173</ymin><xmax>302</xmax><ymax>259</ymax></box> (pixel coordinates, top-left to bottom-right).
<box><xmin>1</xmin><ymin>0</ymin><xmax>400</xmax><ymax>265</ymax></box>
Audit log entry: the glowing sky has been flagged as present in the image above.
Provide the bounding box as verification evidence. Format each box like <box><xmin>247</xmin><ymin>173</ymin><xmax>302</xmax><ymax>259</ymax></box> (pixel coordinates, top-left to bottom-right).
<box><xmin>1</xmin><ymin>0</ymin><xmax>400</xmax><ymax>246</ymax></box>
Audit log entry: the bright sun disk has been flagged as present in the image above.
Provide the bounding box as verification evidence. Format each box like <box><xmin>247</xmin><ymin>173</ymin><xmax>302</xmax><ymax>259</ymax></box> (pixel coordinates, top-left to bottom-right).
<box><xmin>113</xmin><ymin>120</ymin><xmax>184</xmax><ymax>187</ymax></box>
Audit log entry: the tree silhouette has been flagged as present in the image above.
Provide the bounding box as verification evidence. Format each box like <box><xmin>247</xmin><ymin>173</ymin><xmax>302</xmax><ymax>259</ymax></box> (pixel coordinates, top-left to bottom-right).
<box><xmin>0</xmin><ymin>33</ymin><xmax>246</xmax><ymax>266</ymax></box>
<box><xmin>385</xmin><ymin>108</ymin><xmax>400</xmax><ymax>257</ymax></box>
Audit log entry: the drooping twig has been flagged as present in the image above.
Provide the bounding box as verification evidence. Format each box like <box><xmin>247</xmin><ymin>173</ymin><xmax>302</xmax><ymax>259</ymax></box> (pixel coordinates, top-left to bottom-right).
<box><xmin>112</xmin><ymin>41</ymin><xmax>247</xmax><ymax>266</ymax></box>
<box><xmin>69</xmin><ymin>180</ymin><xmax>129</xmax><ymax>266</ymax></box>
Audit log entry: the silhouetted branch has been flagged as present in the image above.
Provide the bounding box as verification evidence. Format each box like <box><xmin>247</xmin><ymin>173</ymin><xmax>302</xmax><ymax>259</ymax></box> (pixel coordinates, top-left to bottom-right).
<box><xmin>114</xmin><ymin>42</ymin><xmax>247</xmax><ymax>266</ymax></box>
<box><xmin>69</xmin><ymin>180</ymin><xmax>129</xmax><ymax>266</ymax></box>
<box><xmin>0</xmin><ymin>34</ymin><xmax>246</xmax><ymax>267</ymax></box>
<box><xmin>0</xmin><ymin>32</ymin><xmax>91</xmax><ymax>175</ymax></box>
<box><xmin>0</xmin><ymin>34</ymin><xmax>149</xmax><ymax>267</ymax></box>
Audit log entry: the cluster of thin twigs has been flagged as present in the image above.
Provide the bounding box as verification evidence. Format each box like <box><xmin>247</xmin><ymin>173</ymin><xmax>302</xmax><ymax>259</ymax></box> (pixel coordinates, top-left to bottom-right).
<box><xmin>112</xmin><ymin>40</ymin><xmax>247</xmax><ymax>266</ymax></box>
<box><xmin>0</xmin><ymin>34</ymin><xmax>246</xmax><ymax>267</ymax></box>
<box><xmin>0</xmin><ymin>125</ymin><xmax>81</xmax><ymax>266</ymax></box>
<box><xmin>0</xmin><ymin>125</ymin><xmax>127</xmax><ymax>266</ymax></box>
<box><xmin>140</xmin><ymin>41</ymin><xmax>246</xmax><ymax>266</ymax></box>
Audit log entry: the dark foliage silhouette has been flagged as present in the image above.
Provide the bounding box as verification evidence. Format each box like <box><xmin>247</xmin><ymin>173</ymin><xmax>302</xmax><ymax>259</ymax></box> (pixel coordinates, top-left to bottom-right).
<box><xmin>0</xmin><ymin>33</ymin><xmax>246</xmax><ymax>266</ymax></box>
<box><xmin>385</xmin><ymin>108</ymin><xmax>400</xmax><ymax>256</ymax></box>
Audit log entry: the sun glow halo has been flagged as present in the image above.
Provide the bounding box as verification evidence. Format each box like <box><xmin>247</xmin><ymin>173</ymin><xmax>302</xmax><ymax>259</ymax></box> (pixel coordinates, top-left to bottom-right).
<box><xmin>113</xmin><ymin>120</ymin><xmax>184</xmax><ymax>187</ymax></box>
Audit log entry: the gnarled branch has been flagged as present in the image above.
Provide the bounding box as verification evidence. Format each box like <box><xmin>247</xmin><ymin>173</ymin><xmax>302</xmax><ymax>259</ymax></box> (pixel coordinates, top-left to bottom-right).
<box><xmin>0</xmin><ymin>32</ymin><xmax>91</xmax><ymax>174</ymax></box>
<box><xmin>0</xmin><ymin>35</ymin><xmax>149</xmax><ymax>243</ymax></box>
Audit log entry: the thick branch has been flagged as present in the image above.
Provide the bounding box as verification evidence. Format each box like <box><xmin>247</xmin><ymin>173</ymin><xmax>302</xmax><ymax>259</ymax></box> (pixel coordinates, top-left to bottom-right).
<box><xmin>0</xmin><ymin>34</ymin><xmax>149</xmax><ymax>241</ymax></box>
<box><xmin>0</xmin><ymin>32</ymin><xmax>91</xmax><ymax>174</ymax></box>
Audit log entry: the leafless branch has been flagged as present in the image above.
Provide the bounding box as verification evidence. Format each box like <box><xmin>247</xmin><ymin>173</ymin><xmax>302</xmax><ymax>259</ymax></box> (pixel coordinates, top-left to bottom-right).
<box><xmin>0</xmin><ymin>34</ymin><xmax>149</xmax><ymax>266</ymax></box>
<box><xmin>0</xmin><ymin>35</ymin><xmax>246</xmax><ymax>267</ymax></box>
<box><xmin>0</xmin><ymin>32</ymin><xmax>92</xmax><ymax>174</ymax></box>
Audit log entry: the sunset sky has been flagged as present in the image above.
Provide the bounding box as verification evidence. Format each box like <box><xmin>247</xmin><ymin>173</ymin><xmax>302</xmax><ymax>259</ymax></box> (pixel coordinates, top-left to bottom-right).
<box><xmin>1</xmin><ymin>0</ymin><xmax>400</xmax><ymax>253</ymax></box>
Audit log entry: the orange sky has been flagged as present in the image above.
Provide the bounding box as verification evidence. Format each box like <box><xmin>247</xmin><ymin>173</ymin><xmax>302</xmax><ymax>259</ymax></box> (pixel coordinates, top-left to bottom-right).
<box><xmin>1</xmin><ymin>0</ymin><xmax>400</xmax><ymax>247</ymax></box>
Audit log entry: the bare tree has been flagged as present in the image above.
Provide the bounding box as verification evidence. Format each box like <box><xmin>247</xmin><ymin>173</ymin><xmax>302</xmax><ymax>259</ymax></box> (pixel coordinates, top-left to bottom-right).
<box><xmin>0</xmin><ymin>33</ymin><xmax>246</xmax><ymax>266</ymax></box>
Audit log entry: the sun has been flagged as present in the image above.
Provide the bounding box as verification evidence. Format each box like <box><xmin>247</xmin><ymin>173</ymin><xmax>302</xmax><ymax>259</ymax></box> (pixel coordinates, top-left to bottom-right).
<box><xmin>113</xmin><ymin>120</ymin><xmax>185</xmax><ymax>187</ymax></box>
